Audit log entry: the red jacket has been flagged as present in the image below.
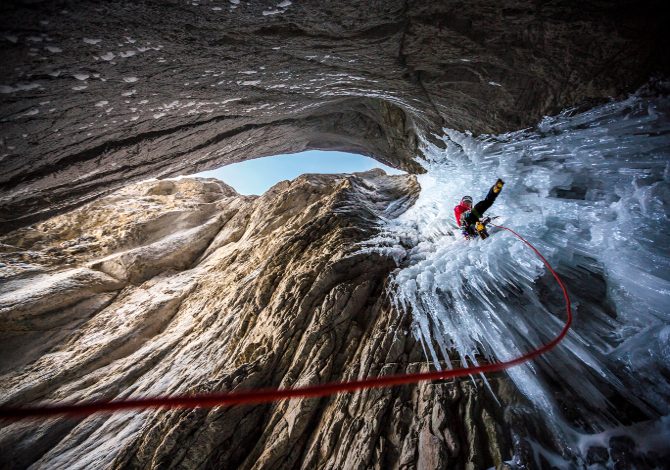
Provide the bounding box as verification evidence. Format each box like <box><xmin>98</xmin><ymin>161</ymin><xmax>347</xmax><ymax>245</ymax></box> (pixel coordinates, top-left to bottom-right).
<box><xmin>454</xmin><ymin>202</ymin><xmax>470</xmax><ymax>227</ymax></box>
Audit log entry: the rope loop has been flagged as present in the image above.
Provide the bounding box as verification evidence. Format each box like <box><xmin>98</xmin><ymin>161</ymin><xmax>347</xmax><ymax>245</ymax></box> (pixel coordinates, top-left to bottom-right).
<box><xmin>0</xmin><ymin>224</ymin><xmax>571</xmax><ymax>420</ymax></box>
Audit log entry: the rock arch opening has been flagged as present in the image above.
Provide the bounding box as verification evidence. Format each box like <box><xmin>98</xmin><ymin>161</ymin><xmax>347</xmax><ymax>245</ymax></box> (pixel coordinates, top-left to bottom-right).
<box><xmin>189</xmin><ymin>150</ymin><xmax>405</xmax><ymax>196</ymax></box>
<box><xmin>0</xmin><ymin>96</ymin><xmax>426</xmax><ymax>234</ymax></box>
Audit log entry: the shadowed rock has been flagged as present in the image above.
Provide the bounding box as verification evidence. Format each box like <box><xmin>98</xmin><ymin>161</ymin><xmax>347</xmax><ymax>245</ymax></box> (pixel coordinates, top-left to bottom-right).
<box><xmin>1</xmin><ymin>0</ymin><xmax>668</xmax><ymax>231</ymax></box>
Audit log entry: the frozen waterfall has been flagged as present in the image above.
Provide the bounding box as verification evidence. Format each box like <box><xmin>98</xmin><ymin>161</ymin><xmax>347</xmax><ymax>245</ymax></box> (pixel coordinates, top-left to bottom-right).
<box><xmin>369</xmin><ymin>82</ymin><xmax>670</xmax><ymax>465</ymax></box>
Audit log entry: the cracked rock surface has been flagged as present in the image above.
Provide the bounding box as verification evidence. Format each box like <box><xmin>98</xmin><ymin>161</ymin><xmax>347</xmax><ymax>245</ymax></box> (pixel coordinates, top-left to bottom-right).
<box><xmin>1</xmin><ymin>0</ymin><xmax>668</xmax><ymax>230</ymax></box>
<box><xmin>1</xmin><ymin>172</ymin><xmax>532</xmax><ymax>469</ymax></box>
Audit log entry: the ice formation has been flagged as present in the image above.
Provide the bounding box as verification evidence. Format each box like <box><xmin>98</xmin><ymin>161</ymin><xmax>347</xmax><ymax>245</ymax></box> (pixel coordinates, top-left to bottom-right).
<box><xmin>370</xmin><ymin>84</ymin><xmax>670</xmax><ymax>463</ymax></box>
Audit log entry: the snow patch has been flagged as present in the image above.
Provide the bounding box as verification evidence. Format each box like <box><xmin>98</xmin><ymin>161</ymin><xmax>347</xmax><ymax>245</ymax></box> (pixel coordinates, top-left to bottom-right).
<box><xmin>95</xmin><ymin>100</ymin><xmax>109</xmax><ymax>107</ymax></box>
<box><xmin>123</xmin><ymin>76</ymin><xmax>139</xmax><ymax>83</ymax></box>
<box><xmin>0</xmin><ymin>83</ymin><xmax>41</xmax><ymax>93</ymax></box>
<box><xmin>83</xmin><ymin>38</ymin><xmax>102</xmax><ymax>45</ymax></box>
<box><xmin>100</xmin><ymin>52</ymin><xmax>115</xmax><ymax>61</ymax></box>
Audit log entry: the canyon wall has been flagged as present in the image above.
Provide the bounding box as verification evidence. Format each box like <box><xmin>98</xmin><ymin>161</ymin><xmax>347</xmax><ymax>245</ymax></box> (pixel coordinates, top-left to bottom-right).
<box><xmin>2</xmin><ymin>173</ymin><xmax>536</xmax><ymax>469</ymax></box>
<box><xmin>1</xmin><ymin>2</ymin><xmax>668</xmax><ymax>468</ymax></box>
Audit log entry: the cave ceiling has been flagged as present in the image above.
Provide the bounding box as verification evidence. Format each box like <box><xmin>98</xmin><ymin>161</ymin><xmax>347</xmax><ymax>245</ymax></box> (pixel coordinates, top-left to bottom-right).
<box><xmin>0</xmin><ymin>0</ymin><xmax>667</xmax><ymax>232</ymax></box>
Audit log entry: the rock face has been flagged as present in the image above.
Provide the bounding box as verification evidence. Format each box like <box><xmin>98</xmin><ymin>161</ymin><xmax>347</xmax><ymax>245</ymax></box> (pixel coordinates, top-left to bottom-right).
<box><xmin>1</xmin><ymin>0</ymin><xmax>668</xmax><ymax>231</ymax></box>
<box><xmin>0</xmin><ymin>173</ymin><xmax>528</xmax><ymax>469</ymax></box>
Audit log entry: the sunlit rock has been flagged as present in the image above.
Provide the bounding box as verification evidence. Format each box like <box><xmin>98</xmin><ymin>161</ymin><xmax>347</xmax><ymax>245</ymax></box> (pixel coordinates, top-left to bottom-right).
<box><xmin>3</xmin><ymin>171</ymin><xmax>523</xmax><ymax>469</ymax></box>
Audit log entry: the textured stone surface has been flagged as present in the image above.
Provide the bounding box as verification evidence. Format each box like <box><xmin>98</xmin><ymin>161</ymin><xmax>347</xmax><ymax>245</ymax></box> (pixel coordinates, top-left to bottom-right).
<box><xmin>0</xmin><ymin>173</ymin><xmax>534</xmax><ymax>469</ymax></box>
<box><xmin>1</xmin><ymin>0</ymin><xmax>668</xmax><ymax>231</ymax></box>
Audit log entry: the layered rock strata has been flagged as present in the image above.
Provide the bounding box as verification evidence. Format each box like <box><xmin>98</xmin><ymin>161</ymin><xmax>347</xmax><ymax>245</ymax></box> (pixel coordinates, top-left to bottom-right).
<box><xmin>1</xmin><ymin>0</ymin><xmax>668</xmax><ymax>230</ymax></box>
<box><xmin>1</xmin><ymin>173</ymin><xmax>531</xmax><ymax>469</ymax></box>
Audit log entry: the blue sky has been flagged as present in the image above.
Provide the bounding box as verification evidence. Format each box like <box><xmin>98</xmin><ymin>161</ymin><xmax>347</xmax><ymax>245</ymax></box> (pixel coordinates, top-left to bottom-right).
<box><xmin>193</xmin><ymin>150</ymin><xmax>404</xmax><ymax>195</ymax></box>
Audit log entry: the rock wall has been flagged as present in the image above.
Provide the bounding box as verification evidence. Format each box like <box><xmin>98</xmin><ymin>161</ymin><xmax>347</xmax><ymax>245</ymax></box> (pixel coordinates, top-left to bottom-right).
<box><xmin>1</xmin><ymin>0</ymin><xmax>668</xmax><ymax>231</ymax></box>
<box><xmin>0</xmin><ymin>173</ymin><xmax>534</xmax><ymax>469</ymax></box>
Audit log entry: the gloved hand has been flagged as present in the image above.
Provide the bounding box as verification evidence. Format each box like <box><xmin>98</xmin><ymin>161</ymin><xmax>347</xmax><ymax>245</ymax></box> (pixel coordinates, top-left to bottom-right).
<box><xmin>460</xmin><ymin>211</ymin><xmax>471</xmax><ymax>227</ymax></box>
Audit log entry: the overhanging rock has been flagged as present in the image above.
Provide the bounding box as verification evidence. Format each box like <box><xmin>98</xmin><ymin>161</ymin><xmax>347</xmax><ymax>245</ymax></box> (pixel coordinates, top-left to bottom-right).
<box><xmin>1</xmin><ymin>0</ymin><xmax>667</xmax><ymax>231</ymax></box>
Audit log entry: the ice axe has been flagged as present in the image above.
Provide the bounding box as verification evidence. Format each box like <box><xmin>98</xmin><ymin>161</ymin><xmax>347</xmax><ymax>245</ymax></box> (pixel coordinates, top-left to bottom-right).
<box><xmin>475</xmin><ymin>216</ymin><xmax>500</xmax><ymax>239</ymax></box>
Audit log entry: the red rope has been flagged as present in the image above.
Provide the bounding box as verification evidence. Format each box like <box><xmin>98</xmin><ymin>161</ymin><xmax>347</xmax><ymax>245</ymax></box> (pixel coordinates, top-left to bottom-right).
<box><xmin>0</xmin><ymin>224</ymin><xmax>571</xmax><ymax>420</ymax></box>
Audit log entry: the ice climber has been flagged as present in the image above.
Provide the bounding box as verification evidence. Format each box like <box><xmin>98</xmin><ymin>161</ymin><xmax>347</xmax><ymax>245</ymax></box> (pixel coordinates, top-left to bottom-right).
<box><xmin>454</xmin><ymin>178</ymin><xmax>504</xmax><ymax>239</ymax></box>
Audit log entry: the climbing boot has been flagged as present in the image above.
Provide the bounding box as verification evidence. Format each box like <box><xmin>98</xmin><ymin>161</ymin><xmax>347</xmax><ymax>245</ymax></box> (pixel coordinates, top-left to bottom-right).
<box><xmin>493</xmin><ymin>178</ymin><xmax>504</xmax><ymax>194</ymax></box>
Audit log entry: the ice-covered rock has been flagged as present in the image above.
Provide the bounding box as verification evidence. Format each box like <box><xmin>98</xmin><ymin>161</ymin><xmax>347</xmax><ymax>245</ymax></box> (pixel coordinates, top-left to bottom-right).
<box><xmin>368</xmin><ymin>85</ymin><xmax>670</xmax><ymax>466</ymax></box>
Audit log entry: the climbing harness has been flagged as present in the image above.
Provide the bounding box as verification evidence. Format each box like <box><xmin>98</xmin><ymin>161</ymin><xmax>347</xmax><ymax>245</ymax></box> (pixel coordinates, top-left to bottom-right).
<box><xmin>0</xmin><ymin>224</ymin><xmax>571</xmax><ymax>420</ymax></box>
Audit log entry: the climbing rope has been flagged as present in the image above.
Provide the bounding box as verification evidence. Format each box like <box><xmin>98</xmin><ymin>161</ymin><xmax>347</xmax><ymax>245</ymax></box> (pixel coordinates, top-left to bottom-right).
<box><xmin>0</xmin><ymin>224</ymin><xmax>572</xmax><ymax>420</ymax></box>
